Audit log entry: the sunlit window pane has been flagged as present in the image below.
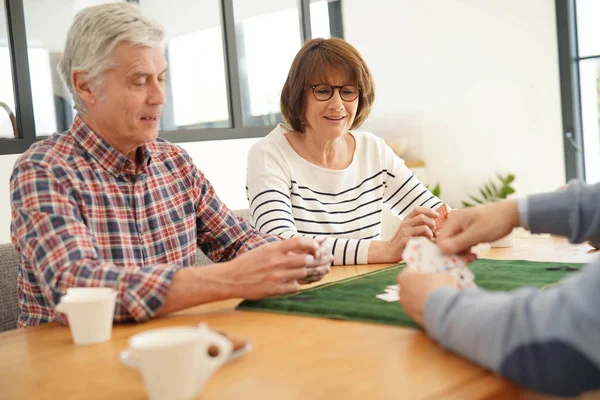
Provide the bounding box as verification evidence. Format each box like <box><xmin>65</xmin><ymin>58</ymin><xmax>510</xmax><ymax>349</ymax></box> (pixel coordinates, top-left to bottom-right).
<box><xmin>233</xmin><ymin>0</ymin><xmax>302</xmax><ymax>127</ymax></box>
<box><xmin>310</xmin><ymin>0</ymin><xmax>331</xmax><ymax>39</ymax></box>
<box><xmin>576</xmin><ymin>0</ymin><xmax>600</xmax><ymax>58</ymax></box>
<box><xmin>141</xmin><ymin>0</ymin><xmax>230</xmax><ymax>130</ymax></box>
<box><xmin>578</xmin><ymin>59</ymin><xmax>600</xmax><ymax>183</ymax></box>
<box><xmin>22</xmin><ymin>0</ymin><xmax>121</xmax><ymax>136</ymax></box>
<box><xmin>0</xmin><ymin>47</ymin><xmax>17</xmax><ymax>139</ymax></box>
<box><xmin>0</xmin><ymin>4</ymin><xmax>17</xmax><ymax>139</ymax></box>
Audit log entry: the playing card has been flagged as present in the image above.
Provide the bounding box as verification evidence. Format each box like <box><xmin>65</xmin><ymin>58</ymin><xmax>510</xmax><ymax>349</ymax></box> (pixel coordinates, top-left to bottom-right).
<box><xmin>376</xmin><ymin>284</ymin><xmax>401</xmax><ymax>302</ymax></box>
<box><xmin>401</xmin><ymin>240</ymin><xmax>422</xmax><ymax>271</ymax></box>
<box><xmin>402</xmin><ymin>237</ymin><xmax>477</xmax><ymax>289</ymax></box>
<box><xmin>376</xmin><ymin>291</ymin><xmax>400</xmax><ymax>302</ymax></box>
<box><xmin>449</xmin><ymin>267</ymin><xmax>476</xmax><ymax>289</ymax></box>
<box><xmin>434</xmin><ymin>204</ymin><xmax>449</xmax><ymax>236</ymax></box>
<box><xmin>403</xmin><ymin>238</ymin><xmax>444</xmax><ymax>273</ymax></box>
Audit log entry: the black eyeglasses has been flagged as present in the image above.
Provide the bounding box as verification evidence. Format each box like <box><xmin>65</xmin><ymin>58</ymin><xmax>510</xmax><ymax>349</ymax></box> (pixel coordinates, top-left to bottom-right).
<box><xmin>309</xmin><ymin>84</ymin><xmax>360</xmax><ymax>102</ymax></box>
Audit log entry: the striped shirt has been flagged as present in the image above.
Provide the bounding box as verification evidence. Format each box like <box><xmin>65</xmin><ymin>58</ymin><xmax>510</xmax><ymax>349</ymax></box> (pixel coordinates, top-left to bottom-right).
<box><xmin>246</xmin><ymin>124</ymin><xmax>442</xmax><ymax>265</ymax></box>
<box><xmin>11</xmin><ymin>116</ymin><xmax>277</xmax><ymax>327</ymax></box>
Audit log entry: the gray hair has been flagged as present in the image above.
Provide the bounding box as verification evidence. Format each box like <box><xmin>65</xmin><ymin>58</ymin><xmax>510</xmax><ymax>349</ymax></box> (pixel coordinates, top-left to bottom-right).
<box><xmin>58</xmin><ymin>2</ymin><xmax>164</xmax><ymax>114</ymax></box>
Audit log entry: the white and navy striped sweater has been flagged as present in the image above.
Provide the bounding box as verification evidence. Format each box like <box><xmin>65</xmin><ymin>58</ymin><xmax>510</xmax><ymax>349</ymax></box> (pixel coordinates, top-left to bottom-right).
<box><xmin>246</xmin><ymin>124</ymin><xmax>442</xmax><ymax>265</ymax></box>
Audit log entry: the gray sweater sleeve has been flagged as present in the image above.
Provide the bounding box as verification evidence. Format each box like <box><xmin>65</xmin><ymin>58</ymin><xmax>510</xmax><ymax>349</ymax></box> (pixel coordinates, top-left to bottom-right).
<box><xmin>423</xmin><ymin>181</ymin><xmax>600</xmax><ymax>397</ymax></box>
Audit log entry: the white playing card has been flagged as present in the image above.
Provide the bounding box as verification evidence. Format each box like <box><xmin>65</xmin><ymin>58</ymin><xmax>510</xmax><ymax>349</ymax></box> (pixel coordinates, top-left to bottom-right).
<box><xmin>376</xmin><ymin>284</ymin><xmax>401</xmax><ymax>302</ymax></box>
<box><xmin>402</xmin><ymin>237</ymin><xmax>477</xmax><ymax>288</ymax></box>
<box><xmin>402</xmin><ymin>241</ymin><xmax>422</xmax><ymax>271</ymax></box>
<box><xmin>376</xmin><ymin>291</ymin><xmax>400</xmax><ymax>302</ymax></box>
<box><xmin>449</xmin><ymin>267</ymin><xmax>476</xmax><ymax>289</ymax></box>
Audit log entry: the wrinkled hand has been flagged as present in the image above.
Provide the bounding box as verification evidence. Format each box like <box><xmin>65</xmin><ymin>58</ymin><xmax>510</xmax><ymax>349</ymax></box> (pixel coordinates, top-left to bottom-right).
<box><xmin>437</xmin><ymin>200</ymin><xmax>520</xmax><ymax>255</ymax></box>
<box><xmin>387</xmin><ymin>207</ymin><xmax>439</xmax><ymax>261</ymax></box>
<box><xmin>225</xmin><ymin>237</ymin><xmax>330</xmax><ymax>300</ymax></box>
<box><xmin>397</xmin><ymin>267</ymin><xmax>457</xmax><ymax>326</ymax></box>
<box><xmin>225</xmin><ymin>237</ymin><xmax>333</xmax><ymax>298</ymax></box>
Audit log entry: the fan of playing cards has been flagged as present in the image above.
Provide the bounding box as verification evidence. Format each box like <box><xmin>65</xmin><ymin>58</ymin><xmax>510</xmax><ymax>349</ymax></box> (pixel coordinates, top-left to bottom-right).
<box><xmin>376</xmin><ymin>237</ymin><xmax>477</xmax><ymax>302</ymax></box>
<box><xmin>402</xmin><ymin>237</ymin><xmax>476</xmax><ymax>289</ymax></box>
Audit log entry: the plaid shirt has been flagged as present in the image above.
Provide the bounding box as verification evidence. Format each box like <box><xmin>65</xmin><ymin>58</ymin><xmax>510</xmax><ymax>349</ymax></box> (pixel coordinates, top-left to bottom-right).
<box><xmin>10</xmin><ymin>116</ymin><xmax>278</xmax><ymax>327</ymax></box>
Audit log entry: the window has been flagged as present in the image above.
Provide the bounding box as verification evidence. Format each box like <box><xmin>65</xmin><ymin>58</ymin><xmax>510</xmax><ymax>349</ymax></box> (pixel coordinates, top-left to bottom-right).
<box><xmin>1</xmin><ymin>16</ymin><xmax>16</xmax><ymax>138</ymax></box>
<box><xmin>556</xmin><ymin>0</ymin><xmax>600</xmax><ymax>183</ymax></box>
<box><xmin>1</xmin><ymin>0</ymin><xmax>36</xmax><ymax>154</ymax></box>
<box><xmin>233</xmin><ymin>0</ymin><xmax>302</xmax><ymax>127</ymax></box>
<box><xmin>0</xmin><ymin>0</ymin><xmax>344</xmax><ymax>154</ymax></box>
<box><xmin>310</xmin><ymin>0</ymin><xmax>332</xmax><ymax>39</ymax></box>
<box><xmin>21</xmin><ymin>1</ymin><xmax>121</xmax><ymax>137</ymax></box>
<box><xmin>140</xmin><ymin>0</ymin><xmax>230</xmax><ymax>131</ymax></box>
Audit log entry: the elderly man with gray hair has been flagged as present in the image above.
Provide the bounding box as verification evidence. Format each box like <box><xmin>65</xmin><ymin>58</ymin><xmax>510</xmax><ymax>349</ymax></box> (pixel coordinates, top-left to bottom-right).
<box><xmin>10</xmin><ymin>2</ymin><xmax>332</xmax><ymax>327</ymax></box>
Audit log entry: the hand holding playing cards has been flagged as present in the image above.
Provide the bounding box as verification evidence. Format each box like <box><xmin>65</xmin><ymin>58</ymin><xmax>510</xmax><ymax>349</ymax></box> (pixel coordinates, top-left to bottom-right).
<box><xmin>437</xmin><ymin>200</ymin><xmax>520</xmax><ymax>255</ymax></box>
<box><xmin>398</xmin><ymin>206</ymin><xmax>439</xmax><ymax>240</ymax></box>
<box><xmin>223</xmin><ymin>237</ymin><xmax>332</xmax><ymax>300</ymax></box>
<box><xmin>397</xmin><ymin>268</ymin><xmax>456</xmax><ymax>326</ymax></box>
<box><xmin>385</xmin><ymin>207</ymin><xmax>439</xmax><ymax>261</ymax></box>
<box><xmin>396</xmin><ymin>235</ymin><xmax>478</xmax><ymax>326</ymax></box>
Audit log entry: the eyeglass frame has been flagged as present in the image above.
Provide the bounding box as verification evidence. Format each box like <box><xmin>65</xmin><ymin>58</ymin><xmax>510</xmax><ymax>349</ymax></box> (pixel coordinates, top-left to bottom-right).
<box><xmin>309</xmin><ymin>84</ymin><xmax>361</xmax><ymax>102</ymax></box>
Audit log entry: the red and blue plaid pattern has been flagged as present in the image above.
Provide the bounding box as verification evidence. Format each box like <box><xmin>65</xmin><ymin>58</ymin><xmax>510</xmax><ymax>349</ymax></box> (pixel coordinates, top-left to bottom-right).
<box><xmin>10</xmin><ymin>116</ymin><xmax>277</xmax><ymax>327</ymax></box>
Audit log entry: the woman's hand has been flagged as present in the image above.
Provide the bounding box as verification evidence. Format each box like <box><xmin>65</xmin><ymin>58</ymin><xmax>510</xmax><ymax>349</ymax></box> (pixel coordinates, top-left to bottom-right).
<box><xmin>385</xmin><ymin>207</ymin><xmax>439</xmax><ymax>261</ymax></box>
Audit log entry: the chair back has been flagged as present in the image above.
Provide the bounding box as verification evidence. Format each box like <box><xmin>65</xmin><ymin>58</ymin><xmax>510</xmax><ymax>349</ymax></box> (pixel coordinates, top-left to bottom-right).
<box><xmin>0</xmin><ymin>243</ymin><xmax>20</xmax><ymax>332</ymax></box>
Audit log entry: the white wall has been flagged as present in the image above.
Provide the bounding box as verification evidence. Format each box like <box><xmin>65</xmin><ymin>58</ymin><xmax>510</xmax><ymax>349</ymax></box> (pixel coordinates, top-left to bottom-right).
<box><xmin>0</xmin><ymin>0</ymin><xmax>566</xmax><ymax>243</ymax></box>
<box><xmin>343</xmin><ymin>0</ymin><xmax>565</xmax><ymax>207</ymax></box>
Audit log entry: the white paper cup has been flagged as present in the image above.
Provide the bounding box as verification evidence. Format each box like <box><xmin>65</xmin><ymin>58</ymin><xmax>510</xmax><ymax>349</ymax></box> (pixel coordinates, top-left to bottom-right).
<box><xmin>120</xmin><ymin>324</ymin><xmax>233</xmax><ymax>400</ymax></box>
<box><xmin>55</xmin><ymin>288</ymin><xmax>117</xmax><ymax>345</ymax></box>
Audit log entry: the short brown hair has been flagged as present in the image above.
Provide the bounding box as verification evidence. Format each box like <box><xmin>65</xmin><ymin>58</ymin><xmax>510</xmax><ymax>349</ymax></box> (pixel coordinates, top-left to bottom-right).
<box><xmin>280</xmin><ymin>37</ymin><xmax>375</xmax><ymax>133</ymax></box>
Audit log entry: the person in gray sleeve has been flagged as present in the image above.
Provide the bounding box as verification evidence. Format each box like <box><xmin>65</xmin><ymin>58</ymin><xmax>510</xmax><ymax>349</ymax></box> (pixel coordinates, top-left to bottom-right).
<box><xmin>397</xmin><ymin>181</ymin><xmax>600</xmax><ymax>397</ymax></box>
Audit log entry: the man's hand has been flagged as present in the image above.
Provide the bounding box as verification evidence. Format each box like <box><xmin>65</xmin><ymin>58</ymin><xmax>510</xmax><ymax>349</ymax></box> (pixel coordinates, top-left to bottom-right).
<box><xmin>397</xmin><ymin>268</ymin><xmax>456</xmax><ymax>326</ymax></box>
<box><xmin>436</xmin><ymin>200</ymin><xmax>520</xmax><ymax>255</ymax></box>
<box><xmin>223</xmin><ymin>237</ymin><xmax>332</xmax><ymax>299</ymax></box>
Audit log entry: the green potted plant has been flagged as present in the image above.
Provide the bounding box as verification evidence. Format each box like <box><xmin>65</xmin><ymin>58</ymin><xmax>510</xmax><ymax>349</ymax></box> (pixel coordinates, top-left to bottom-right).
<box><xmin>462</xmin><ymin>174</ymin><xmax>516</xmax><ymax>247</ymax></box>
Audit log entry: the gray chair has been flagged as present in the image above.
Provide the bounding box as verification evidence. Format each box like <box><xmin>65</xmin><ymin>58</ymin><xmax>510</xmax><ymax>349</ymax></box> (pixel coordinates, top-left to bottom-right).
<box><xmin>0</xmin><ymin>243</ymin><xmax>20</xmax><ymax>332</ymax></box>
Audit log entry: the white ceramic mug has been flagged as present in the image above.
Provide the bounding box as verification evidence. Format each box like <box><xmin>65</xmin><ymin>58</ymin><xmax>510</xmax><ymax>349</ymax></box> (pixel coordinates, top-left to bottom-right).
<box><xmin>55</xmin><ymin>288</ymin><xmax>117</xmax><ymax>345</ymax></box>
<box><xmin>120</xmin><ymin>323</ymin><xmax>233</xmax><ymax>400</ymax></box>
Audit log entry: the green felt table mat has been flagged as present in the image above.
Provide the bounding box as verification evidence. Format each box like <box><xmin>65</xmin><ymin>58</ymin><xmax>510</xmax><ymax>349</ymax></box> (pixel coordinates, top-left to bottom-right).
<box><xmin>237</xmin><ymin>259</ymin><xmax>585</xmax><ymax>328</ymax></box>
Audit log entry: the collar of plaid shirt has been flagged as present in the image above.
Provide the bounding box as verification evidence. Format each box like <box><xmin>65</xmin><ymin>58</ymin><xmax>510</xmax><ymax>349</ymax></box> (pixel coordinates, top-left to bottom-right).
<box><xmin>70</xmin><ymin>116</ymin><xmax>153</xmax><ymax>178</ymax></box>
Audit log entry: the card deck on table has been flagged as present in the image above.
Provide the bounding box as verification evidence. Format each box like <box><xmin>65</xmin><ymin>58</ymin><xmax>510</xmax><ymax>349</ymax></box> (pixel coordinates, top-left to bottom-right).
<box><xmin>376</xmin><ymin>284</ymin><xmax>400</xmax><ymax>302</ymax></box>
<box><xmin>376</xmin><ymin>292</ymin><xmax>400</xmax><ymax>302</ymax></box>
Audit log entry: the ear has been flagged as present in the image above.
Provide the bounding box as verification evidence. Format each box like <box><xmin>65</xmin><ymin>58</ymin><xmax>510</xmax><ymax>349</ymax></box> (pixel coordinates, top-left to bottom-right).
<box><xmin>72</xmin><ymin>71</ymin><xmax>97</xmax><ymax>107</ymax></box>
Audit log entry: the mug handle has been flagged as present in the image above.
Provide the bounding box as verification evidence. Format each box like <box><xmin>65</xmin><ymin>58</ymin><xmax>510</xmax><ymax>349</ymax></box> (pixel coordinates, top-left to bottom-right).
<box><xmin>120</xmin><ymin>349</ymin><xmax>140</xmax><ymax>369</ymax></box>
<box><xmin>200</xmin><ymin>325</ymin><xmax>233</xmax><ymax>368</ymax></box>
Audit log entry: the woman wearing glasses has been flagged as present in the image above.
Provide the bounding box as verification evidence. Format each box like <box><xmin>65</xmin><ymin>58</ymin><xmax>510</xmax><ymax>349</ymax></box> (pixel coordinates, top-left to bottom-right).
<box><xmin>246</xmin><ymin>38</ymin><xmax>448</xmax><ymax>265</ymax></box>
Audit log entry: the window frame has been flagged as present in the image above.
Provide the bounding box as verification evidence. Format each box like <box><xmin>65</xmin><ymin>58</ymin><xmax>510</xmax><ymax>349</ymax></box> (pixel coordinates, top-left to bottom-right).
<box><xmin>556</xmin><ymin>0</ymin><xmax>588</xmax><ymax>181</ymax></box>
<box><xmin>2</xmin><ymin>0</ymin><xmax>36</xmax><ymax>154</ymax></box>
<box><xmin>0</xmin><ymin>0</ymin><xmax>344</xmax><ymax>154</ymax></box>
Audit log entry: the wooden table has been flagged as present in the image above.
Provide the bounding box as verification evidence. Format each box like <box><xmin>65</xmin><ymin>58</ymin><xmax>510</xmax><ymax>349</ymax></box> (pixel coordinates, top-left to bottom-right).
<box><xmin>1</xmin><ymin>236</ymin><xmax>598</xmax><ymax>400</ymax></box>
